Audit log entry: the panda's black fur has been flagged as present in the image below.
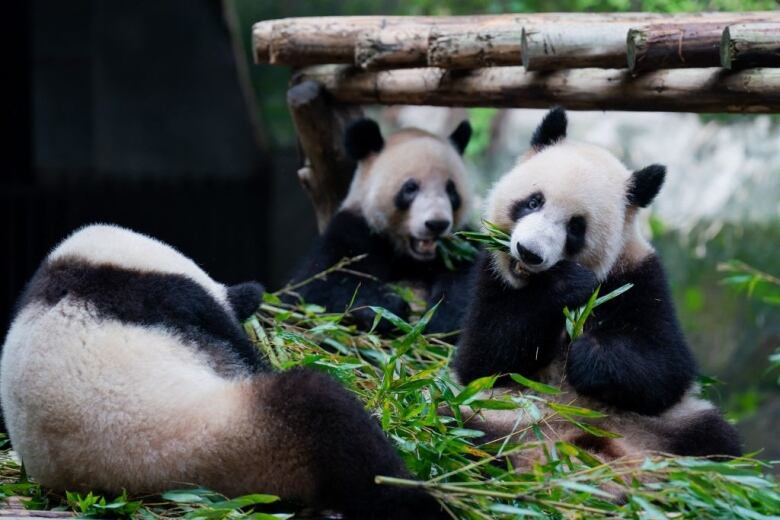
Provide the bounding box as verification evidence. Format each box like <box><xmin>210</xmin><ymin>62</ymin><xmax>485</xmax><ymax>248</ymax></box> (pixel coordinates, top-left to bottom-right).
<box><xmin>0</xmin><ymin>224</ymin><xmax>444</xmax><ymax>520</ymax></box>
<box><xmin>291</xmin><ymin>211</ymin><xmax>475</xmax><ymax>334</ymax></box>
<box><xmin>452</xmin><ymin>108</ymin><xmax>741</xmax><ymax>463</ymax></box>
<box><xmin>454</xmin><ymin>254</ymin><xmax>696</xmax><ymax>416</ymax></box>
<box><xmin>288</xmin><ymin>119</ymin><xmax>476</xmax><ymax>335</ymax></box>
<box><xmin>17</xmin><ymin>257</ymin><xmax>268</xmax><ymax>375</ymax></box>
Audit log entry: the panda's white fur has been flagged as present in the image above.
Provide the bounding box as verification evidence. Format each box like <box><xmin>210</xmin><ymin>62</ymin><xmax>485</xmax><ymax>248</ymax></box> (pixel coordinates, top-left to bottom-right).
<box><xmin>1</xmin><ymin>224</ymin><xmax>443</xmax><ymax>519</ymax></box>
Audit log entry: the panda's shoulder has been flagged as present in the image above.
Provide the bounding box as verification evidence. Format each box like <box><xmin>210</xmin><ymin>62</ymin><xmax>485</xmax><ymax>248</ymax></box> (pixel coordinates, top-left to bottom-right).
<box><xmin>605</xmin><ymin>253</ymin><xmax>667</xmax><ymax>292</ymax></box>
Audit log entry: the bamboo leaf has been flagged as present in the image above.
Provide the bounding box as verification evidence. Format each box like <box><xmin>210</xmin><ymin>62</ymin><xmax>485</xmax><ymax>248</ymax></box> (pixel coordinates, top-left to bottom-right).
<box><xmin>510</xmin><ymin>373</ymin><xmax>562</xmax><ymax>395</ymax></box>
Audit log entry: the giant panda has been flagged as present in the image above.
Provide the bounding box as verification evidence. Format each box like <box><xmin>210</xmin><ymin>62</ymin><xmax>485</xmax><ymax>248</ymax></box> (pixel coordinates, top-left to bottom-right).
<box><xmin>451</xmin><ymin>108</ymin><xmax>741</xmax><ymax>467</ymax></box>
<box><xmin>0</xmin><ymin>224</ymin><xmax>444</xmax><ymax>520</ymax></box>
<box><xmin>289</xmin><ymin>118</ymin><xmax>475</xmax><ymax>334</ymax></box>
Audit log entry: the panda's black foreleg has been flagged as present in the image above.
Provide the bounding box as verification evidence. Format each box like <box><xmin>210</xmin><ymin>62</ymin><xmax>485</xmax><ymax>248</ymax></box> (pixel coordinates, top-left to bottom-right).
<box><xmin>566</xmin><ymin>332</ymin><xmax>696</xmax><ymax>415</ymax></box>
<box><xmin>288</xmin><ymin>211</ymin><xmax>411</xmax><ymax>333</ymax></box>
<box><xmin>565</xmin><ymin>255</ymin><xmax>696</xmax><ymax>415</ymax></box>
<box><xmin>262</xmin><ymin>367</ymin><xmax>445</xmax><ymax>520</ymax></box>
<box><xmin>424</xmin><ymin>266</ymin><xmax>475</xmax><ymax>337</ymax></box>
<box><xmin>227</xmin><ymin>282</ymin><xmax>266</xmax><ymax>321</ymax></box>
<box><xmin>453</xmin><ymin>256</ymin><xmax>597</xmax><ymax>385</ymax></box>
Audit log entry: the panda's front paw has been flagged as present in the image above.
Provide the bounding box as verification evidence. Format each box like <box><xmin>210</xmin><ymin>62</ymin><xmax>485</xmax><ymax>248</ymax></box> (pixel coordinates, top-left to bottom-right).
<box><xmin>227</xmin><ymin>281</ymin><xmax>266</xmax><ymax>321</ymax></box>
<box><xmin>566</xmin><ymin>334</ymin><xmax>607</xmax><ymax>395</ymax></box>
<box><xmin>547</xmin><ymin>260</ymin><xmax>598</xmax><ymax>308</ymax></box>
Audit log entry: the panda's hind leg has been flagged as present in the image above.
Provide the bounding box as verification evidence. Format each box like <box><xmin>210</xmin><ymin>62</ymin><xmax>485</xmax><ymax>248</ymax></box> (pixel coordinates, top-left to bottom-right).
<box><xmin>665</xmin><ymin>408</ymin><xmax>742</xmax><ymax>459</ymax></box>
<box><xmin>255</xmin><ymin>367</ymin><xmax>444</xmax><ymax>520</ymax></box>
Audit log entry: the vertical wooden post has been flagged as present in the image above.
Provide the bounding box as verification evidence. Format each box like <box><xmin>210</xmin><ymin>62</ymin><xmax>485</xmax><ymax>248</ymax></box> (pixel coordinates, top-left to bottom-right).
<box><xmin>286</xmin><ymin>79</ymin><xmax>362</xmax><ymax>232</ymax></box>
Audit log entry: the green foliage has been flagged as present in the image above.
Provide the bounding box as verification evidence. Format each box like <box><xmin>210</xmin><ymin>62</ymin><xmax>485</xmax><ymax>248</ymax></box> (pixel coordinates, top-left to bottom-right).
<box><xmin>720</xmin><ymin>260</ymin><xmax>780</xmax><ymax>388</ymax></box>
<box><xmin>457</xmin><ymin>220</ymin><xmax>512</xmax><ymax>253</ymax></box>
<box><xmin>160</xmin><ymin>488</ymin><xmax>288</xmax><ymax>520</ymax></box>
<box><xmin>437</xmin><ymin>234</ymin><xmax>480</xmax><ymax>270</ymax></box>
<box><xmin>464</xmin><ymin>108</ymin><xmax>498</xmax><ymax>159</ymax></box>
<box><xmin>248</xmin><ymin>277</ymin><xmax>778</xmax><ymax>518</ymax></box>
<box><xmin>719</xmin><ymin>260</ymin><xmax>780</xmax><ymax>307</ymax></box>
<box><xmin>66</xmin><ymin>491</ymin><xmax>142</xmax><ymax>518</ymax></box>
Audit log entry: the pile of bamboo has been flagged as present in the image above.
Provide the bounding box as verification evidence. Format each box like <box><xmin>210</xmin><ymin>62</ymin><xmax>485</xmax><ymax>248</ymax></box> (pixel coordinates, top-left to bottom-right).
<box><xmin>254</xmin><ymin>13</ymin><xmax>780</xmax><ymax>113</ymax></box>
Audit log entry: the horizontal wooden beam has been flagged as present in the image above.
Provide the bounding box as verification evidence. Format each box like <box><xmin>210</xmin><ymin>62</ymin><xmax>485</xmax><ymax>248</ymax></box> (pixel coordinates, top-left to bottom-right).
<box><xmin>294</xmin><ymin>65</ymin><xmax>780</xmax><ymax>113</ymax></box>
<box><xmin>254</xmin><ymin>12</ymin><xmax>780</xmax><ymax>70</ymax></box>
<box><xmin>721</xmin><ymin>23</ymin><xmax>780</xmax><ymax>69</ymax></box>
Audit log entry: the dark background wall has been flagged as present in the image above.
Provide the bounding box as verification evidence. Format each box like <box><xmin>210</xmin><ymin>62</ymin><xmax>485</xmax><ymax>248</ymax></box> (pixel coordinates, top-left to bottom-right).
<box><xmin>0</xmin><ymin>0</ymin><xmax>317</xmax><ymax>334</ymax></box>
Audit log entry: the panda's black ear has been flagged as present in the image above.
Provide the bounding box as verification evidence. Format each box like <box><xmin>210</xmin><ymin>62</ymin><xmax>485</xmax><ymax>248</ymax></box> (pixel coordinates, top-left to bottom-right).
<box><xmin>344</xmin><ymin>118</ymin><xmax>384</xmax><ymax>161</ymax></box>
<box><xmin>531</xmin><ymin>106</ymin><xmax>567</xmax><ymax>150</ymax></box>
<box><xmin>449</xmin><ymin>120</ymin><xmax>472</xmax><ymax>155</ymax></box>
<box><xmin>628</xmin><ymin>164</ymin><xmax>666</xmax><ymax>207</ymax></box>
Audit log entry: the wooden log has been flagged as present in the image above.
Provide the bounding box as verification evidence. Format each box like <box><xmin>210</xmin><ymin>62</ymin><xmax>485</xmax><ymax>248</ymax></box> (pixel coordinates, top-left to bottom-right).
<box><xmin>253</xmin><ymin>12</ymin><xmax>780</xmax><ymax>68</ymax></box>
<box><xmin>627</xmin><ymin>23</ymin><xmax>725</xmax><ymax>73</ymax></box>
<box><xmin>522</xmin><ymin>13</ymin><xmax>780</xmax><ymax>71</ymax></box>
<box><xmin>721</xmin><ymin>23</ymin><xmax>780</xmax><ymax>69</ymax></box>
<box><xmin>286</xmin><ymin>80</ymin><xmax>362</xmax><ymax>231</ymax></box>
<box><xmin>295</xmin><ymin>64</ymin><xmax>780</xmax><ymax>113</ymax></box>
<box><xmin>355</xmin><ymin>25</ymin><xmax>433</xmax><ymax>70</ymax></box>
<box><xmin>521</xmin><ymin>22</ymin><xmax>634</xmax><ymax>70</ymax></box>
<box><xmin>428</xmin><ymin>27</ymin><xmax>523</xmax><ymax>69</ymax></box>
<box><xmin>388</xmin><ymin>15</ymin><xmax>679</xmax><ymax>70</ymax></box>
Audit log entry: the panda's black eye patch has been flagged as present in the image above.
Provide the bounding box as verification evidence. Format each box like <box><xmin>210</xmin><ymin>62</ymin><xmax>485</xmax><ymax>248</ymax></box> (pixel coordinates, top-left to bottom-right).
<box><xmin>446</xmin><ymin>179</ymin><xmax>461</xmax><ymax>211</ymax></box>
<box><xmin>394</xmin><ymin>179</ymin><xmax>419</xmax><ymax>210</ymax></box>
<box><xmin>565</xmin><ymin>215</ymin><xmax>587</xmax><ymax>256</ymax></box>
<box><xmin>509</xmin><ymin>191</ymin><xmax>545</xmax><ymax>221</ymax></box>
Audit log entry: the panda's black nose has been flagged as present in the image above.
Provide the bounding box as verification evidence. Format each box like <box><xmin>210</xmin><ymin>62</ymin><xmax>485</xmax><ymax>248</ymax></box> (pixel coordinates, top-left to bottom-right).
<box><xmin>425</xmin><ymin>219</ymin><xmax>450</xmax><ymax>235</ymax></box>
<box><xmin>516</xmin><ymin>244</ymin><xmax>543</xmax><ymax>266</ymax></box>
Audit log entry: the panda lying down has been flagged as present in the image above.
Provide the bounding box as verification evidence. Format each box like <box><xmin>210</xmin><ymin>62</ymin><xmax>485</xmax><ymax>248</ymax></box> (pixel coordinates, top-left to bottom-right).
<box><xmin>452</xmin><ymin>107</ymin><xmax>741</xmax><ymax>466</ymax></box>
<box><xmin>0</xmin><ymin>224</ymin><xmax>443</xmax><ymax>520</ymax></box>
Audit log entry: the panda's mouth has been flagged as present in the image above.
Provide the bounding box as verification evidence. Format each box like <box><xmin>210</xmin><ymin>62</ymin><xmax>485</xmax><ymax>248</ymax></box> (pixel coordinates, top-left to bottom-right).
<box><xmin>508</xmin><ymin>257</ymin><xmax>531</xmax><ymax>279</ymax></box>
<box><xmin>409</xmin><ymin>236</ymin><xmax>437</xmax><ymax>260</ymax></box>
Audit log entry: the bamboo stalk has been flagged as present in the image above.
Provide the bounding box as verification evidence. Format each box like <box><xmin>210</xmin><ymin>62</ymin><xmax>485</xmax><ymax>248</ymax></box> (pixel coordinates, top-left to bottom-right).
<box><xmin>253</xmin><ymin>12</ymin><xmax>780</xmax><ymax>68</ymax></box>
<box><xmin>627</xmin><ymin>23</ymin><xmax>726</xmax><ymax>73</ymax></box>
<box><xmin>295</xmin><ymin>64</ymin><xmax>780</xmax><ymax>113</ymax></box>
<box><xmin>721</xmin><ymin>23</ymin><xmax>780</xmax><ymax>69</ymax></box>
<box><xmin>286</xmin><ymin>80</ymin><xmax>362</xmax><ymax>231</ymax></box>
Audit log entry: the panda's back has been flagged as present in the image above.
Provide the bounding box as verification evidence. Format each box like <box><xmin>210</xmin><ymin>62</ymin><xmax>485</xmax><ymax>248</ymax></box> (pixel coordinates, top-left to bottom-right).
<box><xmin>0</xmin><ymin>225</ymin><xmax>259</xmax><ymax>492</ymax></box>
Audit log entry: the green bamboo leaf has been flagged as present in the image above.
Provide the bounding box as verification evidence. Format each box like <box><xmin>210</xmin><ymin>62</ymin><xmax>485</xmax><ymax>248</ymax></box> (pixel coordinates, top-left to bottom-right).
<box><xmin>453</xmin><ymin>376</ymin><xmax>497</xmax><ymax>405</ymax></box>
<box><xmin>510</xmin><ymin>373</ymin><xmax>561</xmax><ymax>395</ymax></box>
<box><xmin>467</xmin><ymin>398</ymin><xmax>520</xmax><ymax>410</ymax></box>
<box><xmin>568</xmin><ymin>420</ymin><xmax>621</xmax><ymax>438</ymax></box>
<box><xmin>450</xmin><ymin>428</ymin><xmax>486</xmax><ymax>438</ymax></box>
<box><xmin>208</xmin><ymin>494</ymin><xmax>280</xmax><ymax>510</ymax></box>
<box><xmin>548</xmin><ymin>402</ymin><xmax>607</xmax><ymax>418</ymax></box>
<box><xmin>368</xmin><ymin>306</ymin><xmax>413</xmax><ymax>333</ymax></box>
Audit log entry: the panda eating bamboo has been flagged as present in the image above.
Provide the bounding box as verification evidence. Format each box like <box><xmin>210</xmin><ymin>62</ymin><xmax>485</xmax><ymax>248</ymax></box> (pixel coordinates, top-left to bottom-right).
<box><xmin>288</xmin><ymin>118</ymin><xmax>476</xmax><ymax>334</ymax></box>
<box><xmin>452</xmin><ymin>107</ymin><xmax>741</xmax><ymax>466</ymax></box>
